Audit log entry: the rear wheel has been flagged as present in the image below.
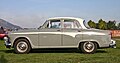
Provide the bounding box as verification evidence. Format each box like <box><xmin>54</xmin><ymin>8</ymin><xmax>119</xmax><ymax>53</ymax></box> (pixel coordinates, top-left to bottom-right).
<box><xmin>14</xmin><ymin>39</ymin><xmax>31</xmax><ymax>54</ymax></box>
<box><xmin>80</xmin><ymin>42</ymin><xmax>97</xmax><ymax>54</ymax></box>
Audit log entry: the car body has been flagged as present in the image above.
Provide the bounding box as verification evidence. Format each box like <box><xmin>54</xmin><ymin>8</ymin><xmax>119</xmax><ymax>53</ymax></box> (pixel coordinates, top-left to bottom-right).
<box><xmin>4</xmin><ymin>17</ymin><xmax>116</xmax><ymax>54</ymax></box>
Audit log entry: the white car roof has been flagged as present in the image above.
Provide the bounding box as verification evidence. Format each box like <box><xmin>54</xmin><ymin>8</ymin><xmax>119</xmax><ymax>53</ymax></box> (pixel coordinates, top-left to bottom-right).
<box><xmin>47</xmin><ymin>17</ymin><xmax>87</xmax><ymax>29</ymax></box>
<box><xmin>48</xmin><ymin>17</ymin><xmax>84</xmax><ymax>21</ymax></box>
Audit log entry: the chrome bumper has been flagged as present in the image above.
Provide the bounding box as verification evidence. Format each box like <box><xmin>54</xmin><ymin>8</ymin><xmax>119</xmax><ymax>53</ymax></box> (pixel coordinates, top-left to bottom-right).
<box><xmin>109</xmin><ymin>39</ymin><xmax>116</xmax><ymax>48</ymax></box>
<box><xmin>4</xmin><ymin>37</ymin><xmax>11</xmax><ymax>48</ymax></box>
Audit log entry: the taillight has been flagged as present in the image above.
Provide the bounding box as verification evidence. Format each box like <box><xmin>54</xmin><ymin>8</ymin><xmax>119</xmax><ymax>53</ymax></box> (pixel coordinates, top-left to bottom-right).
<box><xmin>109</xmin><ymin>31</ymin><xmax>112</xmax><ymax>38</ymax></box>
<box><xmin>109</xmin><ymin>32</ymin><xmax>112</xmax><ymax>35</ymax></box>
<box><xmin>109</xmin><ymin>32</ymin><xmax>112</xmax><ymax>38</ymax></box>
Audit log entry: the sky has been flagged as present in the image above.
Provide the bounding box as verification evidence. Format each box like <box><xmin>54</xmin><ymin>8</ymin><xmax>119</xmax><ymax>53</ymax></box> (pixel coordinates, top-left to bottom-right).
<box><xmin>0</xmin><ymin>0</ymin><xmax>120</xmax><ymax>28</ymax></box>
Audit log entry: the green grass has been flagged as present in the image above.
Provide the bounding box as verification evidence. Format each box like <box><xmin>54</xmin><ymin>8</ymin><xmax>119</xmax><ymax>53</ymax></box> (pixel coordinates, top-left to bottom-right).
<box><xmin>0</xmin><ymin>39</ymin><xmax>120</xmax><ymax>63</ymax></box>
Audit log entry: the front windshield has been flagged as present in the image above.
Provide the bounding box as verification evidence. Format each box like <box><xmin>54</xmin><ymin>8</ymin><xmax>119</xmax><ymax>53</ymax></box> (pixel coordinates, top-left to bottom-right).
<box><xmin>83</xmin><ymin>20</ymin><xmax>90</xmax><ymax>29</ymax></box>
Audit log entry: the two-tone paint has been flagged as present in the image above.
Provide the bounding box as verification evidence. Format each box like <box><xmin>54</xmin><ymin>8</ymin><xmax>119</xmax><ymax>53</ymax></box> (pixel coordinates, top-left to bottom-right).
<box><xmin>4</xmin><ymin>17</ymin><xmax>116</xmax><ymax>53</ymax></box>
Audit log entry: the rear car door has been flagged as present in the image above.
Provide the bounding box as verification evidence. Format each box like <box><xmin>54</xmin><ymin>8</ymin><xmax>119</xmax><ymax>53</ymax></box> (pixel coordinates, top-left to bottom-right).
<box><xmin>62</xmin><ymin>19</ymin><xmax>82</xmax><ymax>46</ymax></box>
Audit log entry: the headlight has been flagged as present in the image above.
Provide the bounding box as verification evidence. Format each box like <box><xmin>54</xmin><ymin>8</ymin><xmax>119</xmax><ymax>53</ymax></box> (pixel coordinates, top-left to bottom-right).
<box><xmin>4</xmin><ymin>37</ymin><xmax>8</xmax><ymax>41</ymax></box>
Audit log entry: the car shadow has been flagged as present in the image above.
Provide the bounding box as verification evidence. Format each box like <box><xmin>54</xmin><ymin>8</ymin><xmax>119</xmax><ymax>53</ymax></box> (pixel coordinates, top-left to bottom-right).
<box><xmin>0</xmin><ymin>48</ymin><xmax>107</xmax><ymax>54</ymax></box>
<box><xmin>0</xmin><ymin>49</ymin><xmax>14</xmax><ymax>53</ymax></box>
<box><xmin>31</xmin><ymin>48</ymin><xmax>81</xmax><ymax>53</ymax></box>
<box><xmin>30</xmin><ymin>48</ymin><xmax>107</xmax><ymax>54</ymax></box>
<box><xmin>96</xmin><ymin>49</ymin><xmax>108</xmax><ymax>53</ymax></box>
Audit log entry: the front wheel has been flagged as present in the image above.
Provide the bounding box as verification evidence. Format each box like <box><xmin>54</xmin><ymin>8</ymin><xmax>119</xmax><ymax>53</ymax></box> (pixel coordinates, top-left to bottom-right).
<box><xmin>14</xmin><ymin>39</ymin><xmax>31</xmax><ymax>54</ymax></box>
<box><xmin>80</xmin><ymin>42</ymin><xmax>97</xmax><ymax>54</ymax></box>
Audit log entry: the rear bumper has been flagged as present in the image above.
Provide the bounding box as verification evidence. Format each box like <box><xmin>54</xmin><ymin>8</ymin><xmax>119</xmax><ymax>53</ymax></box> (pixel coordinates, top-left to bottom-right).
<box><xmin>109</xmin><ymin>39</ymin><xmax>116</xmax><ymax>48</ymax></box>
<box><xmin>4</xmin><ymin>37</ymin><xmax>11</xmax><ymax>48</ymax></box>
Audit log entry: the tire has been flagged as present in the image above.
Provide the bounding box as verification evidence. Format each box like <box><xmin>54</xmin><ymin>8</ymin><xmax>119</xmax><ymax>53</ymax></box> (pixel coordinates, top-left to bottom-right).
<box><xmin>80</xmin><ymin>42</ymin><xmax>97</xmax><ymax>54</ymax></box>
<box><xmin>14</xmin><ymin>39</ymin><xmax>31</xmax><ymax>54</ymax></box>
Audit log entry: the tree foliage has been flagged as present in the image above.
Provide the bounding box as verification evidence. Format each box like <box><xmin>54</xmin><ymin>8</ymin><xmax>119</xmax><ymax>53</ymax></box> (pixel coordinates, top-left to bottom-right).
<box><xmin>88</xmin><ymin>20</ymin><xmax>96</xmax><ymax>28</ymax></box>
<box><xmin>107</xmin><ymin>21</ymin><xmax>117</xmax><ymax>30</ymax></box>
<box><xmin>98</xmin><ymin>19</ymin><xmax>107</xmax><ymax>30</ymax></box>
<box><xmin>117</xmin><ymin>23</ymin><xmax>120</xmax><ymax>30</ymax></box>
<box><xmin>87</xmin><ymin>19</ymin><xmax>119</xmax><ymax>30</ymax></box>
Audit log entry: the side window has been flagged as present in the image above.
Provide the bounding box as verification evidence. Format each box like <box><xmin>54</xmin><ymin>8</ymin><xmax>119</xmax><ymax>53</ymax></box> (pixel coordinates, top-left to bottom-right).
<box><xmin>41</xmin><ymin>21</ymin><xmax>49</xmax><ymax>28</ymax></box>
<box><xmin>64</xmin><ymin>19</ymin><xmax>81</xmax><ymax>28</ymax></box>
<box><xmin>50</xmin><ymin>22</ymin><xmax>60</xmax><ymax>28</ymax></box>
<box><xmin>50</xmin><ymin>20</ymin><xmax>61</xmax><ymax>28</ymax></box>
<box><xmin>41</xmin><ymin>20</ymin><xmax>61</xmax><ymax>28</ymax></box>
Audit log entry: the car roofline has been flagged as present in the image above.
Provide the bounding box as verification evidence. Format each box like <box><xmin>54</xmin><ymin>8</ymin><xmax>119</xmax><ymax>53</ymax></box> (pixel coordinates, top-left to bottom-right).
<box><xmin>48</xmin><ymin>17</ymin><xmax>84</xmax><ymax>20</ymax></box>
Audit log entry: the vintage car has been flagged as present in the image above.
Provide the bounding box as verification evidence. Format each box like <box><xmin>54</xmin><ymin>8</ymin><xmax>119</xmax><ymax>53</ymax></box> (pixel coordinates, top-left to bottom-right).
<box><xmin>4</xmin><ymin>17</ymin><xmax>116</xmax><ymax>54</ymax></box>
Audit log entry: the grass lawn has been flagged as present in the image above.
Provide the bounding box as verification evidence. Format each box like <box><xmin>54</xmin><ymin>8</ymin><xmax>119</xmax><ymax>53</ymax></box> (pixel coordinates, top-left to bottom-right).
<box><xmin>0</xmin><ymin>39</ymin><xmax>120</xmax><ymax>63</ymax></box>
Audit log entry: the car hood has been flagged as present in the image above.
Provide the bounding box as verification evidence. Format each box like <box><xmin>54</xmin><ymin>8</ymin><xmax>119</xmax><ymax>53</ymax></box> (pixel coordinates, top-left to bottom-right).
<box><xmin>9</xmin><ymin>29</ymin><xmax>40</xmax><ymax>34</ymax></box>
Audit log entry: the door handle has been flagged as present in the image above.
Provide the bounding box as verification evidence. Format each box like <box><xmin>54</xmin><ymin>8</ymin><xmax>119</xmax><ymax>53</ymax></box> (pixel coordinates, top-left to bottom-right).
<box><xmin>78</xmin><ymin>30</ymin><xmax>81</xmax><ymax>32</ymax></box>
<box><xmin>57</xmin><ymin>30</ymin><xmax>61</xmax><ymax>31</ymax></box>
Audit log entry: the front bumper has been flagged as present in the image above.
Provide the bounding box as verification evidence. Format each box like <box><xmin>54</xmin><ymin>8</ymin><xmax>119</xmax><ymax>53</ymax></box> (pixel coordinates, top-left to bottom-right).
<box><xmin>109</xmin><ymin>39</ymin><xmax>116</xmax><ymax>48</ymax></box>
<box><xmin>4</xmin><ymin>37</ymin><xmax>11</xmax><ymax>48</ymax></box>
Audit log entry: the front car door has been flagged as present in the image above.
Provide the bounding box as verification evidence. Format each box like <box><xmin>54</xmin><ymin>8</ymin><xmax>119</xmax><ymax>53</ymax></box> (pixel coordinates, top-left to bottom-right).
<box><xmin>39</xmin><ymin>19</ymin><xmax>62</xmax><ymax>47</ymax></box>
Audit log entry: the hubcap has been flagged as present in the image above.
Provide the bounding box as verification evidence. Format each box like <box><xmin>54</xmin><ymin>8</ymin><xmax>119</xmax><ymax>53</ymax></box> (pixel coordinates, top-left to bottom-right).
<box><xmin>17</xmin><ymin>41</ymin><xmax>28</xmax><ymax>53</ymax></box>
<box><xmin>83</xmin><ymin>42</ymin><xmax>94</xmax><ymax>52</ymax></box>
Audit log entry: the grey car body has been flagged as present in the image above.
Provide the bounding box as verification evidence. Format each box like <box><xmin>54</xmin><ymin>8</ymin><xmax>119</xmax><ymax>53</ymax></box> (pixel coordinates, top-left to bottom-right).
<box><xmin>4</xmin><ymin>17</ymin><xmax>116</xmax><ymax>54</ymax></box>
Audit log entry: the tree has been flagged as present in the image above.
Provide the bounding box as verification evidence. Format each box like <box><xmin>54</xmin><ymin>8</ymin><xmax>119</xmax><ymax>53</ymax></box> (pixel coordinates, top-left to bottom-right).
<box><xmin>98</xmin><ymin>19</ymin><xmax>107</xmax><ymax>30</ymax></box>
<box><xmin>95</xmin><ymin>23</ymin><xmax>99</xmax><ymax>29</ymax></box>
<box><xmin>88</xmin><ymin>20</ymin><xmax>96</xmax><ymax>28</ymax></box>
<box><xmin>107</xmin><ymin>20</ymin><xmax>117</xmax><ymax>30</ymax></box>
<box><xmin>117</xmin><ymin>23</ymin><xmax>120</xmax><ymax>30</ymax></box>
<box><xmin>87</xmin><ymin>19</ymin><xmax>119</xmax><ymax>30</ymax></box>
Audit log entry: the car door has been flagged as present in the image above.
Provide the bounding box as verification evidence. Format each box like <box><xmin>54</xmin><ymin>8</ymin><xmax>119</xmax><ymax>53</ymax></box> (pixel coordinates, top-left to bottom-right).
<box><xmin>62</xmin><ymin>19</ymin><xmax>82</xmax><ymax>46</ymax></box>
<box><xmin>39</xmin><ymin>20</ymin><xmax>62</xmax><ymax>46</ymax></box>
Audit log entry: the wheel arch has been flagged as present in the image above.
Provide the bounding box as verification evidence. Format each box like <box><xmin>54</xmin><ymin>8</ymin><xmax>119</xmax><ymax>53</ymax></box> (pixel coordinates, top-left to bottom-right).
<box><xmin>13</xmin><ymin>37</ymin><xmax>32</xmax><ymax>48</ymax></box>
<box><xmin>78</xmin><ymin>40</ymin><xmax>100</xmax><ymax>48</ymax></box>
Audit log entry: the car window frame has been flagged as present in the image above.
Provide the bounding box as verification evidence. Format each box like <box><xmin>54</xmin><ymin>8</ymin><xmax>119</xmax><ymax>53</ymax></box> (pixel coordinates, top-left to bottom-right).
<box><xmin>42</xmin><ymin>19</ymin><xmax>62</xmax><ymax>29</ymax></box>
<box><xmin>63</xmin><ymin>19</ymin><xmax>82</xmax><ymax>29</ymax></box>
